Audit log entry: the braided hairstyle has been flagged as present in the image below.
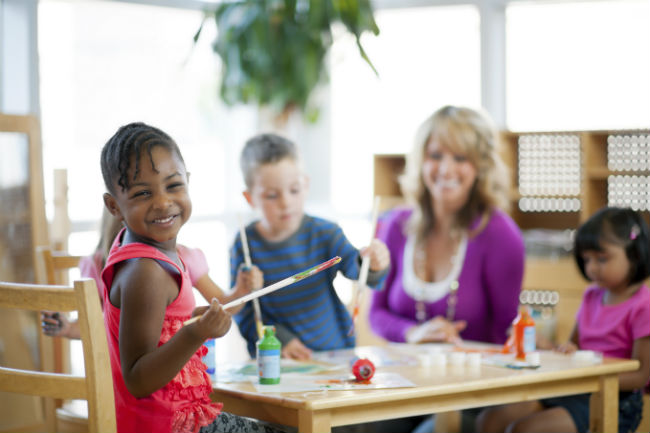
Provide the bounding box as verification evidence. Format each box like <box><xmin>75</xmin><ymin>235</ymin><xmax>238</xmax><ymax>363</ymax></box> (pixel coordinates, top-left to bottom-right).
<box><xmin>100</xmin><ymin>122</ymin><xmax>185</xmax><ymax>194</ymax></box>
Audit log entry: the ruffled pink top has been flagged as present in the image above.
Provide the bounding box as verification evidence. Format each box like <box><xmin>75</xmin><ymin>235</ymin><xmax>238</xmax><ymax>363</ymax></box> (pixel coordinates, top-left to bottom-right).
<box><xmin>101</xmin><ymin>229</ymin><xmax>222</xmax><ymax>433</ymax></box>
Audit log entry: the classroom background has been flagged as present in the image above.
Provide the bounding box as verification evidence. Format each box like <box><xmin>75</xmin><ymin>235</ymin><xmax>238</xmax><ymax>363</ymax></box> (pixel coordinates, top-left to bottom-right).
<box><xmin>1</xmin><ymin>0</ymin><xmax>649</xmax><ymax>430</ymax></box>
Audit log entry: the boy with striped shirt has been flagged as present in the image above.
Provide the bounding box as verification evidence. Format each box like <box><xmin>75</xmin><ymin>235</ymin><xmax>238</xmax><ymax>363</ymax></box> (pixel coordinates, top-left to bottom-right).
<box><xmin>231</xmin><ymin>133</ymin><xmax>390</xmax><ymax>359</ymax></box>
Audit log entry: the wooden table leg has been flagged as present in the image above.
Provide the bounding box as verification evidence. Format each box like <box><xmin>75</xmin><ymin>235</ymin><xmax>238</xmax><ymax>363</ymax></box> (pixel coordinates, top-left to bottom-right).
<box><xmin>590</xmin><ymin>374</ymin><xmax>618</xmax><ymax>433</ymax></box>
<box><xmin>298</xmin><ymin>409</ymin><xmax>331</xmax><ymax>433</ymax></box>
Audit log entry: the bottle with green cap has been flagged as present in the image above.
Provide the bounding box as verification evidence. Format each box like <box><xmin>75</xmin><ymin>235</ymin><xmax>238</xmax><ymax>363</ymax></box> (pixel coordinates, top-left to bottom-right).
<box><xmin>256</xmin><ymin>325</ymin><xmax>281</xmax><ymax>384</ymax></box>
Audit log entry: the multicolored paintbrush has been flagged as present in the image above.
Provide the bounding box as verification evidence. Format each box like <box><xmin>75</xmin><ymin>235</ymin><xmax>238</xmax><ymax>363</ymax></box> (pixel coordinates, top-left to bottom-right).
<box><xmin>184</xmin><ymin>256</ymin><xmax>342</xmax><ymax>326</ymax></box>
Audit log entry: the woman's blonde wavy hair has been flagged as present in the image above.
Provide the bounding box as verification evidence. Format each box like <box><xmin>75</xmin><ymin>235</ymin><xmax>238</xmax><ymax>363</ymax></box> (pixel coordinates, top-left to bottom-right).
<box><xmin>399</xmin><ymin>105</ymin><xmax>510</xmax><ymax>239</ymax></box>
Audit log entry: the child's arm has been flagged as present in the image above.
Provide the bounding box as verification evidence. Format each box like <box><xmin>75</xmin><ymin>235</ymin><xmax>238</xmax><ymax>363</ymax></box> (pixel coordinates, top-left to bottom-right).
<box><xmin>193</xmin><ymin>266</ymin><xmax>260</xmax><ymax>315</ymax></box>
<box><xmin>227</xmin><ymin>266</ymin><xmax>262</xmax><ymax>314</ymax></box>
<box><xmin>114</xmin><ymin>258</ymin><xmax>230</xmax><ymax>398</ymax></box>
<box><xmin>360</xmin><ymin>238</ymin><xmax>390</xmax><ymax>276</ymax></box>
<box><xmin>555</xmin><ymin>325</ymin><xmax>579</xmax><ymax>353</ymax></box>
<box><xmin>619</xmin><ymin>336</ymin><xmax>650</xmax><ymax>391</ymax></box>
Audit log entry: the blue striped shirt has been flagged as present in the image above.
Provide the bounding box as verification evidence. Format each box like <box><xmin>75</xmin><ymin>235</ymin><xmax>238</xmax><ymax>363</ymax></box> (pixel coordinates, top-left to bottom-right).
<box><xmin>230</xmin><ymin>215</ymin><xmax>386</xmax><ymax>357</ymax></box>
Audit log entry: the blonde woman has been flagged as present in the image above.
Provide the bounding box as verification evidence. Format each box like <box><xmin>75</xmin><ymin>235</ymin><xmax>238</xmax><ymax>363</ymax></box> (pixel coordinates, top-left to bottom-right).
<box><xmin>369</xmin><ymin>105</ymin><xmax>524</xmax><ymax>345</ymax></box>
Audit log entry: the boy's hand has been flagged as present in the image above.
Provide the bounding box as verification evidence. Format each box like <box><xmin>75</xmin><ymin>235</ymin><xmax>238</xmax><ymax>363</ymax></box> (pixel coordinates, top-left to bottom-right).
<box><xmin>236</xmin><ymin>264</ymin><xmax>264</xmax><ymax>293</ymax></box>
<box><xmin>361</xmin><ymin>238</ymin><xmax>390</xmax><ymax>272</ymax></box>
<box><xmin>189</xmin><ymin>298</ymin><xmax>232</xmax><ymax>339</ymax></box>
<box><xmin>555</xmin><ymin>341</ymin><xmax>578</xmax><ymax>354</ymax></box>
<box><xmin>281</xmin><ymin>338</ymin><xmax>312</xmax><ymax>360</ymax></box>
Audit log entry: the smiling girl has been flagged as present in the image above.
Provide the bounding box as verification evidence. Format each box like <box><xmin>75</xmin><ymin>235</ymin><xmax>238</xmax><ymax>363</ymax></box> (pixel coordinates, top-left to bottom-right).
<box><xmin>100</xmin><ymin>122</ymin><xmax>287</xmax><ymax>433</ymax></box>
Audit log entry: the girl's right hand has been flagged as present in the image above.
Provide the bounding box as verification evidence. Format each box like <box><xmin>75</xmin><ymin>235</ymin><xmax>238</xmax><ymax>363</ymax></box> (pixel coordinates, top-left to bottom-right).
<box><xmin>189</xmin><ymin>298</ymin><xmax>231</xmax><ymax>339</ymax></box>
<box><xmin>41</xmin><ymin>311</ymin><xmax>71</xmax><ymax>337</ymax></box>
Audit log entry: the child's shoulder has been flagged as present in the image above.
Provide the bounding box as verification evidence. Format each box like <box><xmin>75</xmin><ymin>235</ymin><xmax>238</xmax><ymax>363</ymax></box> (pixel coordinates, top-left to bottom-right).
<box><xmin>477</xmin><ymin>208</ymin><xmax>521</xmax><ymax>238</ymax></box>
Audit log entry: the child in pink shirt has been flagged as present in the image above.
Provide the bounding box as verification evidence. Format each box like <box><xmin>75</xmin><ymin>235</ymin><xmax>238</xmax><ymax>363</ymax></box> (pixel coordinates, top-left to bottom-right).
<box><xmin>477</xmin><ymin>207</ymin><xmax>650</xmax><ymax>433</ymax></box>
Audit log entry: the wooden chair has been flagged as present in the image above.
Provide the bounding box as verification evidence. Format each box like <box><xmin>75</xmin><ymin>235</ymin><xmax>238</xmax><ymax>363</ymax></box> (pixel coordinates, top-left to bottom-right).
<box><xmin>35</xmin><ymin>246</ymin><xmax>82</xmax><ymax>286</ymax></box>
<box><xmin>34</xmin><ymin>246</ymin><xmax>91</xmax><ymax>433</ymax></box>
<box><xmin>0</xmin><ymin>278</ymin><xmax>115</xmax><ymax>433</ymax></box>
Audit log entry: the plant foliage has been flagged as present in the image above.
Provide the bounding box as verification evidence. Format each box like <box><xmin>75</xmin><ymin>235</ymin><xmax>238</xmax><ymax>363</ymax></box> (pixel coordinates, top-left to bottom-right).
<box><xmin>195</xmin><ymin>0</ymin><xmax>379</xmax><ymax>122</ymax></box>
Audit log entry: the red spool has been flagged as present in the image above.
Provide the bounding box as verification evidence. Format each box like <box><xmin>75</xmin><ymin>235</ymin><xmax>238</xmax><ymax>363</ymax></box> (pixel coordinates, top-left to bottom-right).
<box><xmin>351</xmin><ymin>358</ymin><xmax>375</xmax><ymax>382</ymax></box>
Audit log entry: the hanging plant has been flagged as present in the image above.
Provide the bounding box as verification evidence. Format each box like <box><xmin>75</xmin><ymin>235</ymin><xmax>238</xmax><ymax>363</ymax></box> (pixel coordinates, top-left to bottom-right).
<box><xmin>194</xmin><ymin>0</ymin><xmax>379</xmax><ymax>123</ymax></box>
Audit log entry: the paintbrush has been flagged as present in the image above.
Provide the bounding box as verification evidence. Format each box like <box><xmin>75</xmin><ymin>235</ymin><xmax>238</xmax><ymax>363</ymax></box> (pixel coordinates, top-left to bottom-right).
<box><xmin>238</xmin><ymin>214</ymin><xmax>264</xmax><ymax>339</ymax></box>
<box><xmin>184</xmin><ymin>256</ymin><xmax>342</xmax><ymax>326</ymax></box>
<box><xmin>348</xmin><ymin>196</ymin><xmax>381</xmax><ymax>335</ymax></box>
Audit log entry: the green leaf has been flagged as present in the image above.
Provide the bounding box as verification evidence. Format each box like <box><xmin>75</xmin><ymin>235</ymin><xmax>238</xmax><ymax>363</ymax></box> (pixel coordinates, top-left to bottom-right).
<box><xmin>202</xmin><ymin>0</ymin><xmax>380</xmax><ymax>122</ymax></box>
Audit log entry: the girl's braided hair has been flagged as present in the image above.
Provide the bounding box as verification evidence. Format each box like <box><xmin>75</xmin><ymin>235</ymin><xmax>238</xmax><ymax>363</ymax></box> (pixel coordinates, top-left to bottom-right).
<box><xmin>100</xmin><ymin>122</ymin><xmax>185</xmax><ymax>194</ymax></box>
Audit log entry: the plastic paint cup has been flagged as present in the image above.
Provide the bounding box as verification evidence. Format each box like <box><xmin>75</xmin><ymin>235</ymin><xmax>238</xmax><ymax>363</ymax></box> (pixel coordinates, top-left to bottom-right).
<box><xmin>573</xmin><ymin>350</ymin><xmax>596</xmax><ymax>363</ymax></box>
<box><xmin>526</xmin><ymin>352</ymin><xmax>541</xmax><ymax>366</ymax></box>
<box><xmin>449</xmin><ymin>352</ymin><xmax>466</xmax><ymax>366</ymax></box>
<box><xmin>417</xmin><ymin>354</ymin><xmax>432</xmax><ymax>367</ymax></box>
<box><xmin>467</xmin><ymin>352</ymin><xmax>481</xmax><ymax>367</ymax></box>
<box><xmin>431</xmin><ymin>352</ymin><xmax>447</xmax><ymax>366</ymax></box>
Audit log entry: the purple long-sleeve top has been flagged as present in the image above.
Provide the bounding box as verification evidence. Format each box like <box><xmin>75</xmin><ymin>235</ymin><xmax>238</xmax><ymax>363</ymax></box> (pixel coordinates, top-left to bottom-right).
<box><xmin>369</xmin><ymin>207</ymin><xmax>525</xmax><ymax>344</ymax></box>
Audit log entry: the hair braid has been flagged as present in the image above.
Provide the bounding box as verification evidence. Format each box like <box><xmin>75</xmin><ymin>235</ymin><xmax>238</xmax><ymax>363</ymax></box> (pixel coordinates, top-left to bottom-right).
<box><xmin>101</xmin><ymin>122</ymin><xmax>184</xmax><ymax>194</ymax></box>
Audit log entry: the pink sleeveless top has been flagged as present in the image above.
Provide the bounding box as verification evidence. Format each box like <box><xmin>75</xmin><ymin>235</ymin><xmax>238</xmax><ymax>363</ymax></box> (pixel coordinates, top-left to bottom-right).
<box><xmin>101</xmin><ymin>230</ymin><xmax>222</xmax><ymax>433</ymax></box>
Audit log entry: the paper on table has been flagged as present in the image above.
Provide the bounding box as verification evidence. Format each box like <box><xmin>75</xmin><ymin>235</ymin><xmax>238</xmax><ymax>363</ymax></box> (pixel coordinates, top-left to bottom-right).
<box><xmin>249</xmin><ymin>372</ymin><xmax>415</xmax><ymax>393</ymax></box>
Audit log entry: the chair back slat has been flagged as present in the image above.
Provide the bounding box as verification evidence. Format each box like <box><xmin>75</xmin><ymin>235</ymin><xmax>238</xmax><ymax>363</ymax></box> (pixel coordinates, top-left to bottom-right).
<box><xmin>0</xmin><ymin>283</ymin><xmax>76</xmax><ymax>311</ymax></box>
<box><xmin>0</xmin><ymin>278</ymin><xmax>116</xmax><ymax>433</ymax></box>
<box><xmin>0</xmin><ymin>368</ymin><xmax>86</xmax><ymax>399</ymax></box>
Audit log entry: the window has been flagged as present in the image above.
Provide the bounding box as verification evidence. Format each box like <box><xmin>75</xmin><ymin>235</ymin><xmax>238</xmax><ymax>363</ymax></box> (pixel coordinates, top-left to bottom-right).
<box><xmin>38</xmin><ymin>0</ymin><xmax>254</xmax><ymax>369</ymax></box>
<box><xmin>506</xmin><ymin>0</ymin><xmax>650</xmax><ymax>131</ymax></box>
<box><xmin>330</xmin><ymin>5</ymin><xmax>482</xmax><ymax>215</ymax></box>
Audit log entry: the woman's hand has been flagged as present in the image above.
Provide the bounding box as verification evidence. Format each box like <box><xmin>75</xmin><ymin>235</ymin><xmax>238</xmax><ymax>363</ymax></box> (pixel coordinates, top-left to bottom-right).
<box><xmin>281</xmin><ymin>338</ymin><xmax>312</xmax><ymax>360</ymax></box>
<box><xmin>405</xmin><ymin>316</ymin><xmax>467</xmax><ymax>344</ymax></box>
<box><xmin>361</xmin><ymin>238</ymin><xmax>390</xmax><ymax>272</ymax></box>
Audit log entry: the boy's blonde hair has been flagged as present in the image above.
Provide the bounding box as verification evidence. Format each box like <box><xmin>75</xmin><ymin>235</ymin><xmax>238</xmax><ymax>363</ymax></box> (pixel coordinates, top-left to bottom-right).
<box><xmin>240</xmin><ymin>133</ymin><xmax>299</xmax><ymax>188</ymax></box>
<box><xmin>400</xmin><ymin>105</ymin><xmax>510</xmax><ymax>239</ymax></box>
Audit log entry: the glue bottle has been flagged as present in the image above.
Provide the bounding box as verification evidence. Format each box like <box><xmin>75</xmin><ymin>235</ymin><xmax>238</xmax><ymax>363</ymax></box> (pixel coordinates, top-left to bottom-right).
<box><xmin>257</xmin><ymin>326</ymin><xmax>281</xmax><ymax>384</ymax></box>
<box><xmin>203</xmin><ymin>338</ymin><xmax>217</xmax><ymax>382</ymax></box>
<box><xmin>513</xmin><ymin>305</ymin><xmax>535</xmax><ymax>360</ymax></box>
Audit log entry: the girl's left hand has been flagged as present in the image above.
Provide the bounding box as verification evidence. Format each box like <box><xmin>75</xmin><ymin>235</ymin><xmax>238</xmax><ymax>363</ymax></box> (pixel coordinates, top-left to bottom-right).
<box><xmin>41</xmin><ymin>311</ymin><xmax>70</xmax><ymax>337</ymax></box>
<box><xmin>361</xmin><ymin>239</ymin><xmax>390</xmax><ymax>272</ymax></box>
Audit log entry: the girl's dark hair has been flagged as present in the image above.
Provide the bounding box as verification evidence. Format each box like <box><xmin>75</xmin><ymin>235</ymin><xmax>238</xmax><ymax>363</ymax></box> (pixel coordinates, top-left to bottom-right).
<box><xmin>100</xmin><ymin>122</ymin><xmax>184</xmax><ymax>193</ymax></box>
<box><xmin>574</xmin><ymin>207</ymin><xmax>650</xmax><ymax>284</ymax></box>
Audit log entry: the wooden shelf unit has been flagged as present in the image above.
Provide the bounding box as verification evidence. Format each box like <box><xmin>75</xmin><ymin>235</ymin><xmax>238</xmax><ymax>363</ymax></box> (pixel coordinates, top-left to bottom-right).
<box><xmin>372</xmin><ymin>129</ymin><xmax>650</xmax><ymax>343</ymax></box>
